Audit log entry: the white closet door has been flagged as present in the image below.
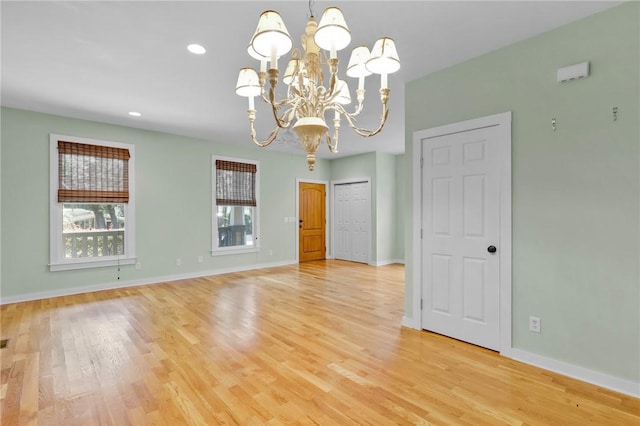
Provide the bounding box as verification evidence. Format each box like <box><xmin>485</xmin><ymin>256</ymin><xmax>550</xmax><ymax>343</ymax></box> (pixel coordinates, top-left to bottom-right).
<box><xmin>351</xmin><ymin>182</ymin><xmax>369</xmax><ymax>264</ymax></box>
<box><xmin>334</xmin><ymin>182</ymin><xmax>370</xmax><ymax>264</ymax></box>
<box><xmin>334</xmin><ymin>184</ymin><xmax>350</xmax><ymax>260</ymax></box>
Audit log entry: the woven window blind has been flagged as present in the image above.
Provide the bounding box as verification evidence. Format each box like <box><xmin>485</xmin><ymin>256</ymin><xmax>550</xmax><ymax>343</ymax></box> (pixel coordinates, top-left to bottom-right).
<box><xmin>58</xmin><ymin>141</ymin><xmax>130</xmax><ymax>203</ymax></box>
<box><xmin>216</xmin><ymin>160</ymin><xmax>257</xmax><ymax>207</ymax></box>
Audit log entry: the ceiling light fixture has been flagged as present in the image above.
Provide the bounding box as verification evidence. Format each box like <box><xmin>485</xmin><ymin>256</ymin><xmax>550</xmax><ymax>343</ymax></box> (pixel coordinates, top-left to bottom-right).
<box><xmin>236</xmin><ymin>4</ymin><xmax>399</xmax><ymax>170</ymax></box>
<box><xmin>128</xmin><ymin>111</ymin><xmax>142</xmax><ymax>117</ymax></box>
<box><xmin>187</xmin><ymin>44</ymin><xmax>206</xmax><ymax>55</ymax></box>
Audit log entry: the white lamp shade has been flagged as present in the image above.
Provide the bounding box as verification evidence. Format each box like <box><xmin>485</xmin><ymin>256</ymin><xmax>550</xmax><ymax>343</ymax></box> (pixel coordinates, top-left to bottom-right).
<box><xmin>250</xmin><ymin>10</ymin><xmax>293</xmax><ymax>58</ymax></box>
<box><xmin>284</xmin><ymin>59</ymin><xmax>311</xmax><ymax>87</ymax></box>
<box><xmin>314</xmin><ymin>7</ymin><xmax>351</xmax><ymax>52</ymax></box>
<box><xmin>335</xmin><ymin>79</ymin><xmax>351</xmax><ymax>105</ymax></box>
<box><xmin>235</xmin><ymin>68</ymin><xmax>261</xmax><ymax>97</ymax></box>
<box><xmin>247</xmin><ymin>43</ymin><xmax>267</xmax><ymax>61</ymax></box>
<box><xmin>366</xmin><ymin>37</ymin><xmax>400</xmax><ymax>75</ymax></box>
<box><xmin>282</xmin><ymin>59</ymin><xmax>299</xmax><ymax>85</ymax></box>
<box><xmin>347</xmin><ymin>46</ymin><xmax>372</xmax><ymax>78</ymax></box>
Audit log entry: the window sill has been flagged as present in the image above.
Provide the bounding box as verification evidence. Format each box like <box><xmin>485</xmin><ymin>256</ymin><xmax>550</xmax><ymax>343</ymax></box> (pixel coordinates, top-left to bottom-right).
<box><xmin>49</xmin><ymin>257</ymin><xmax>136</xmax><ymax>272</ymax></box>
<box><xmin>210</xmin><ymin>247</ymin><xmax>259</xmax><ymax>257</ymax></box>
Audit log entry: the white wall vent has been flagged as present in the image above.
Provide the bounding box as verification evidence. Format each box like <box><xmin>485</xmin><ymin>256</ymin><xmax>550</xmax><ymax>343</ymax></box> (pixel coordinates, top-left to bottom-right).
<box><xmin>557</xmin><ymin>61</ymin><xmax>590</xmax><ymax>83</ymax></box>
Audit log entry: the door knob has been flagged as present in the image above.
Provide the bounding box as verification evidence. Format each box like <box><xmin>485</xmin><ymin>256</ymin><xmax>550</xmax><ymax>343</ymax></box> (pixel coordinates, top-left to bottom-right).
<box><xmin>487</xmin><ymin>245</ymin><xmax>497</xmax><ymax>254</ymax></box>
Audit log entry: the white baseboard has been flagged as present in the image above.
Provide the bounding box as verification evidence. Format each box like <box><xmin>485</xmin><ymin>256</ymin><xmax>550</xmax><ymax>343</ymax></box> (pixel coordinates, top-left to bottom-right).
<box><xmin>397</xmin><ymin>320</ymin><xmax>639</xmax><ymax>397</ymax></box>
<box><xmin>371</xmin><ymin>259</ymin><xmax>405</xmax><ymax>266</ymax></box>
<box><xmin>509</xmin><ymin>348</ymin><xmax>640</xmax><ymax>398</ymax></box>
<box><xmin>401</xmin><ymin>316</ymin><xmax>419</xmax><ymax>329</ymax></box>
<box><xmin>0</xmin><ymin>260</ymin><xmax>297</xmax><ymax>305</ymax></box>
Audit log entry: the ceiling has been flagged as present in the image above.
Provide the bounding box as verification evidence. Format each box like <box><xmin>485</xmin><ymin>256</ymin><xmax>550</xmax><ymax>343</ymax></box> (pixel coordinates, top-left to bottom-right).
<box><xmin>1</xmin><ymin>1</ymin><xmax>622</xmax><ymax>159</ymax></box>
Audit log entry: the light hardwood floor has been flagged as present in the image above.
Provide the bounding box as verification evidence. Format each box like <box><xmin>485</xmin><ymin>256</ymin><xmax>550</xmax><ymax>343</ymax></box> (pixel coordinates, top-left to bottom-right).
<box><xmin>1</xmin><ymin>261</ymin><xmax>638</xmax><ymax>425</ymax></box>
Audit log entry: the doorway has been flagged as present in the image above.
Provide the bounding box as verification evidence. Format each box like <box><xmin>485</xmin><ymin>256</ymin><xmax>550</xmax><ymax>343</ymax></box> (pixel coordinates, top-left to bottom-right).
<box><xmin>298</xmin><ymin>181</ymin><xmax>327</xmax><ymax>262</ymax></box>
<box><xmin>412</xmin><ymin>112</ymin><xmax>512</xmax><ymax>353</ymax></box>
<box><xmin>332</xmin><ymin>179</ymin><xmax>371</xmax><ymax>264</ymax></box>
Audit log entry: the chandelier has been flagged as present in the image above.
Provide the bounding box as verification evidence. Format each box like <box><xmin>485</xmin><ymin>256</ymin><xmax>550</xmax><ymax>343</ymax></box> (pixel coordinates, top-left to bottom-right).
<box><xmin>235</xmin><ymin>5</ymin><xmax>400</xmax><ymax>170</ymax></box>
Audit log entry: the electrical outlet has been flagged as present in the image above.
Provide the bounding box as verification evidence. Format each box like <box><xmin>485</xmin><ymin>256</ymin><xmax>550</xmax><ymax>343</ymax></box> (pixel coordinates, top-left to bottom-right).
<box><xmin>269</xmin><ymin>249</ymin><xmax>274</xmax><ymax>256</ymax></box>
<box><xmin>529</xmin><ymin>316</ymin><xmax>541</xmax><ymax>333</ymax></box>
<box><xmin>198</xmin><ymin>256</ymin><xmax>203</xmax><ymax>263</ymax></box>
<box><xmin>135</xmin><ymin>262</ymin><xmax>141</xmax><ymax>270</ymax></box>
<box><xmin>176</xmin><ymin>258</ymin><xmax>182</xmax><ymax>266</ymax></box>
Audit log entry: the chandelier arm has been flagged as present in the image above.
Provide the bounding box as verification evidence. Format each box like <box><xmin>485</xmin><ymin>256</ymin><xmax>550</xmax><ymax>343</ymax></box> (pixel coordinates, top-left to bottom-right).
<box><xmin>288</xmin><ymin>80</ymin><xmax>300</xmax><ymax>99</ymax></box>
<box><xmin>280</xmin><ymin>105</ymin><xmax>297</xmax><ymax>128</ymax></box>
<box><xmin>343</xmin><ymin>107</ymin><xmax>389</xmax><ymax>137</ymax></box>
<box><xmin>326</xmin><ymin>134</ymin><xmax>338</xmax><ymax>153</ymax></box>
<box><xmin>345</xmin><ymin>88</ymin><xmax>366</xmax><ymax>117</ymax></box>
<box><xmin>249</xmin><ymin>114</ymin><xmax>281</xmax><ymax>147</ymax></box>
<box><xmin>259</xmin><ymin>90</ymin><xmax>271</xmax><ymax>104</ymax></box>
<box><xmin>339</xmin><ymin>90</ymin><xmax>390</xmax><ymax>137</ymax></box>
<box><xmin>259</xmin><ymin>85</ymin><xmax>290</xmax><ymax>109</ymax></box>
<box><xmin>326</xmin><ymin>115</ymin><xmax>340</xmax><ymax>153</ymax></box>
<box><xmin>274</xmin><ymin>97</ymin><xmax>300</xmax><ymax>128</ymax></box>
<box><xmin>348</xmin><ymin>101</ymin><xmax>365</xmax><ymax>118</ymax></box>
<box><xmin>325</xmin><ymin>86</ymin><xmax>364</xmax><ymax>118</ymax></box>
<box><xmin>247</xmin><ymin>109</ymin><xmax>280</xmax><ymax>148</ymax></box>
<box><xmin>266</xmin><ymin>93</ymin><xmax>300</xmax><ymax>128</ymax></box>
<box><xmin>268</xmin><ymin>87</ymin><xmax>287</xmax><ymax>128</ymax></box>
<box><xmin>246</xmin><ymin>103</ymin><xmax>300</xmax><ymax>148</ymax></box>
<box><xmin>265</xmin><ymin>68</ymin><xmax>295</xmax><ymax>129</ymax></box>
<box><xmin>327</xmin><ymin>58</ymin><xmax>338</xmax><ymax>99</ymax></box>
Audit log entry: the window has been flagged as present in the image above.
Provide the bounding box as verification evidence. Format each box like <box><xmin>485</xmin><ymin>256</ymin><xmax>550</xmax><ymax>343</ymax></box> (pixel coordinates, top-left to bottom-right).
<box><xmin>212</xmin><ymin>157</ymin><xmax>259</xmax><ymax>254</ymax></box>
<box><xmin>50</xmin><ymin>134</ymin><xmax>135</xmax><ymax>271</ymax></box>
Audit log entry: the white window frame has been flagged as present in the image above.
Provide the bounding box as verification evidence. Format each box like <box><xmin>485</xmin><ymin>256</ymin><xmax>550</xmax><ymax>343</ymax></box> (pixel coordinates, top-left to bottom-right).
<box><xmin>49</xmin><ymin>134</ymin><xmax>136</xmax><ymax>271</ymax></box>
<box><xmin>211</xmin><ymin>155</ymin><xmax>260</xmax><ymax>255</ymax></box>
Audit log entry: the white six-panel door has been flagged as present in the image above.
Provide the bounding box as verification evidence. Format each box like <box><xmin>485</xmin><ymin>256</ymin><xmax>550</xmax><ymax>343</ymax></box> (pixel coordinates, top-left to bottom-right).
<box><xmin>421</xmin><ymin>125</ymin><xmax>501</xmax><ymax>350</ymax></box>
<box><xmin>334</xmin><ymin>182</ymin><xmax>370</xmax><ymax>264</ymax></box>
<box><xmin>334</xmin><ymin>184</ymin><xmax>350</xmax><ymax>261</ymax></box>
<box><xmin>350</xmin><ymin>182</ymin><xmax>369</xmax><ymax>263</ymax></box>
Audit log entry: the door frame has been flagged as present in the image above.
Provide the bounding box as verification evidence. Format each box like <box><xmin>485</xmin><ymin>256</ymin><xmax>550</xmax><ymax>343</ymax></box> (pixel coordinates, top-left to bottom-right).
<box><xmin>330</xmin><ymin>177</ymin><xmax>372</xmax><ymax>265</ymax></box>
<box><xmin>410</xmin><ymin>111</ymin><xmax>512</xmax><ymax>355</ymax></box>
<box><xmin>296</xmin><ymin>178</ymin><xmax>330</xmax><ymax>262</ymax></box>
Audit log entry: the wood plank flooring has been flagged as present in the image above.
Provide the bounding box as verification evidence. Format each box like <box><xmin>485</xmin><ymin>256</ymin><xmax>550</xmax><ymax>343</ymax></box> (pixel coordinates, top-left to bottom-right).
<box><xmin>1</xmin><ymin>260</ymin><xmax>638</xmax><ymax>425</ymax></box>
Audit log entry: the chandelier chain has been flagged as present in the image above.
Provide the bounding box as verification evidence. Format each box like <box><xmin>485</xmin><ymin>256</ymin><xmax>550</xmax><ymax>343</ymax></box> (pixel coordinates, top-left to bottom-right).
<box><xmin>308</xmin><ymin>0</ymin><xmax>315</xmax><ymax>18</ymax></box>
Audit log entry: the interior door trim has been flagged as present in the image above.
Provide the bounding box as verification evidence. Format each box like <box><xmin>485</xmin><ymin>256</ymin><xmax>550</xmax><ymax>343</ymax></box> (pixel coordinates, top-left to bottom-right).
<box><xmin>296</xmin><ymin>178</ymin><xmax>329</xmax><ymax>263</ymax></box>
<box><xmin>410</xmin><ymin>111</ymin><xmax>512</xmax><ymax>356</ymax></box>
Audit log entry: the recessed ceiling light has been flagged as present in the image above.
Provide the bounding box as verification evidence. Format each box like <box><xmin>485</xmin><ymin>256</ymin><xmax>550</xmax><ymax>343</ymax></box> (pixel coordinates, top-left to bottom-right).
<box><xmin>128</xmin><ymin>111</ymin><xmax>142</xmax><ymax>117</ymax></box>
<box><xmin>187</xmin><ymin>44</ymin><xmax>206</xmax><ymax>55</ymax></box>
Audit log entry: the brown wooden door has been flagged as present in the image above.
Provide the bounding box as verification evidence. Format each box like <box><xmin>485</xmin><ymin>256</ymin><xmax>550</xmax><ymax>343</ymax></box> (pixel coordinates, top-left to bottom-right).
<box><xmin>299</xmin><ymin>182</ymin><xmax>326</xmax><ymax>262</ymax></box>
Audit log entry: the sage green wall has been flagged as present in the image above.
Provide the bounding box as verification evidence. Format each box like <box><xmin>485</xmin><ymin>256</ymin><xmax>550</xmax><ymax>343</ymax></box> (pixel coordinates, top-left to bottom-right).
<box><xmin>395</xmin><ymin>154</ymin><xmax>406</xmax><ymax>261</ymax></box>
<box><xmin>405</xmin><ymin>3</ymin><xmax>639</xmax><ymax>382</ymax></box>
<box><xmin>375</xmin><ymin>153</ymin><xmax>397</xmax><ymax>263</ymax></box>
<box><xmin>330</xmin><ymin>152</ymin><xmax>377</xmax><ymax>262</ymax></box>
<box><xmin>330</xmin><ymin>151</ymin><xmax>403</xmax><ymax>264</ymax></box>
<box><xmin>0</xmin><ymin>107</ymin><xmax>330</xmax><ymax>299</ymax></box>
